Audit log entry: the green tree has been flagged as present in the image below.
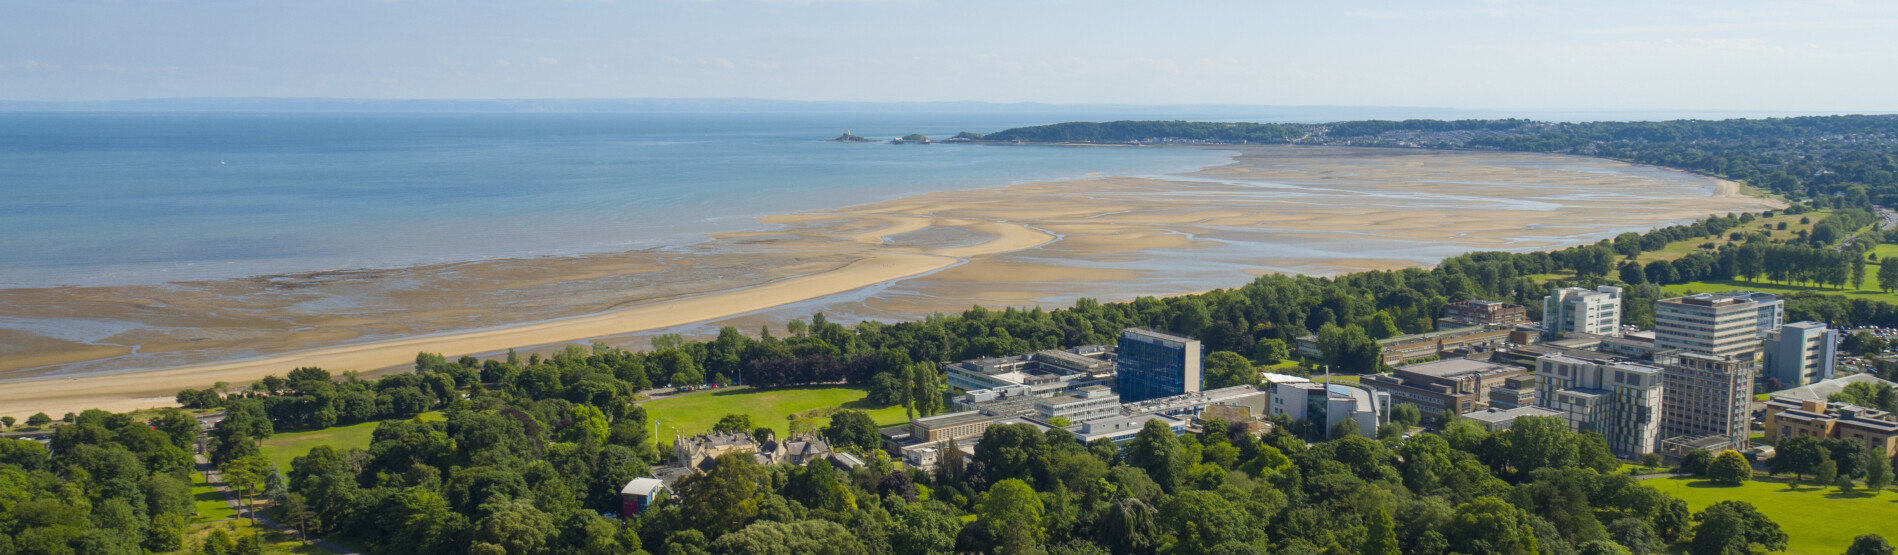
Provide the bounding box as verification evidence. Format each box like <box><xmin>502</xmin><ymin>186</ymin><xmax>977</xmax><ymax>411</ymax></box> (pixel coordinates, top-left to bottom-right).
<box><xmin>676</xmin><ymin>452</ymin><xmax>764</xmax><ymax>536</ymax></box>
<box><xmin>25</xmin><ymin>412</ymin><xmax>50</xmax><ymax>426</ymax></box>
<box><xmin>1816</xmin><ymin>457</ymin><xmax>1839</xmax><ymax>489</ymax></box>
<box><xmin>981</xmin><ymin>479</ymin><xmax>1045</xmax><ymax>552</ymax></box>
<box><xmin>1252</xmin><ymin>338</ymin><xmax>1289</xmax><ymax>365</ymax></box>
<box><xmin>221</xmin><ymin>453</ymin><xmax>272</xmax><ymax>526</ymax></box>
<box><xmin>889</xmin><ymin>504</ymin><xmax>961</xmax><ymax>555</ymax></box>
<box><xmin>1847</xmin><ymin>534</ymin><xmax>1895</xmax><ymax>555</ymax></box>
<box><xmin>822</xmin><ymin>409</ymin><xmax>880</xmax><ymax>452</ymax></box>
<box><xmin>1770</xmin><ymin>435</ymin><xmax>1826</xmax><ymax>481</ymax></box>
<box><xmin>1687</xmin><ymin>501</ymin><xmax>1786</xmax><ymax>555</ymax></box>
<box><xmin>1360</xmin><ymin>507</ymin><xmax>1400</xmax><ymax>555</ymax></box>
<box><xmin>564</xmin><ymin>405</ymin><xmax>611</xmax><ymax>444</ymax></box>
<box><xmin>0</xmin><ymin>416</ymin><xmax>13</xmax><ymax>428</ymax></box>
<box><xmin>1880</xmin><ymin>259</ymin><xmax>1898</xmax><ymax>293</ymax></box>
<box><xmin>1096</xmin><ymin>498</ymin><xmax>1159</xmax><ymax>555</ymax></box>
<box><xmin>1865</xmin><ymin>449</ymin><xmax>1892</xmax><ymax>495</ymax></box>
<box><xmin>1388</xmin><ymin>404</ymin><xmax>1422</xmax><ymax>429</ymax></box>
<box><xmin>712</xmin><ymin>520</ymin><xmax>869</xmax><ymax>555</ymax></box>
<box><xmin>472</xmin><ymin>496</ymin><xmax>554</xmax><ymax>555</ymax></box>
<box><xmin>1124</xmin><ymin>419</ymin><xmax>1189</xmax><ymax>492</ymax></box>
<box><xmin>1368</xmin><ymin>311</ymin><xmax>1401</xmax><ymax>339</ymax></box>
<box><xmin>712</xmin><ymin>413</ymin><xmax>755</xmax><ymax>435</ymax></box>
<box><xmin>280</xmin><ymin>493</ymin><xmax>321</xmax><ymax>544</ymax></box>
<box><xmin>1705</xmin><ymin>450</ymin><xmax>1751</xmax><ymax>485</ymax></box>
<box><xmin>1448</xmin><ymin>497</ymin><xmax>1539</xmax><ymax>555</ymax></box>
<box><xmin>1203</xmin><ymin>351</ymin><xmax>1260</xmax><ymax>389</ymax></box>
<box><xmin>1679</xmin><ymin>449</ymin><xmax>1714</xmax><ymax>475</ymax></box>
<box><xmin>909</xmin><ymin>362</ymin><xmax>945</xmax><ymax>417</ymax></box>
<box><xmin>1157</xmin><ymin>490</ymin><xmax>1260</xmax><ymax>555</ymax></box>
<box><xmin>1606</xmin><ymin>517</ymin><xmax>1662</xmax><ymax>555</ymax></box>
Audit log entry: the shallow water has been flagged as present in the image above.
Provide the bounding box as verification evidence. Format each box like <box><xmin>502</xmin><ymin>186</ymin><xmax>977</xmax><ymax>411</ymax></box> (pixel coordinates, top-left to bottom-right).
<box><xmin>0</xmin><ymin>112</ymin><xmax>1236</xmax><ymax>287</ymax></box>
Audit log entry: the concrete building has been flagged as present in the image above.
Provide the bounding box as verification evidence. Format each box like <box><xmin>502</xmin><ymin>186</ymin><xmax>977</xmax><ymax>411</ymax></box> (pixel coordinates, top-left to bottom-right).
<box><xmin>1358</xmin><ymin>357</ymin><xmax>1532</xmax><ymax>418</ymax></box>
<box><xmin>1439</xmin><ymin>299</ymin><xmax>1528</xmax><ymax>329</ymax></box>
<box><xmin>946</xmin><ymin>345</ymin><xmax>1116</xmax><ymax>393</ymax></box>
<box><xmin>1117</xmin><ymin>328</ymin><xmax>1202</xmax><ymax>403</ymax></box>
<box><xmin>1654</xmin><ymin>293</ymin><xmax>1773</xmax><ymax>359</ymax></box>
<box><xmin>1655</xmin><ymin>351</ymin><xmax>1755</xmax><ymax>450</ymax></box>
<box><xmin>1764</xmin><ymin>398</ymin><xmax>1898</xmax><ymax>456</ymax></box>
<box><xmin>898</xmin><ymin>411</ymin><xmax>998</xmax><ymax>444</ymax></box>
<box><xmin>1034</xmin><ymin>385</ymin><xmax>1121</xmax><ymax>423</ymax></box>
<box><xmin>1769</xmin><ymin>373</ymin><xmax>1898</xmax><ymax>404</ymax></box>
<box><xmin>1069</xmin><ymin>414</ymin><xmax>1187</xmax><ymax>446</ymax></box>
<box><xmin>1764</xmin><ymin>321</ymin><xmax>1838</xmax><ymax>388</ymax></box>
<box><xmin>1294</xmin><ymin>325</ymin><xmax>1514</xmax><ymax>367</ymax></box>
<box><xmin>1543</xmin><ymin>286</ymin><xmax>1624</xmax><ymax>339</ymax></box>
<box><xmin>1270</xmin><ymin>382</ymin><xmax>1389</xmax><ymax>437</ymax></box>
<box><xmin>1534</xmin><ymin>353</ymin><xmax>1665</xmax><ymax>457</ymax></box>
<box><xmin>1462</xmin><ymin>406</ymin><xmax>1565</xmax><ymax>432</ymax></box>
<box><xmin>1121</xmin><ymin>385</ymin><xmax>1269</xmax><ymax>420</ymax></box>
<box><xmin>1721</xmin><ymin>291</ymin><xmax>1786</xmax><ymax>337</ymax></box>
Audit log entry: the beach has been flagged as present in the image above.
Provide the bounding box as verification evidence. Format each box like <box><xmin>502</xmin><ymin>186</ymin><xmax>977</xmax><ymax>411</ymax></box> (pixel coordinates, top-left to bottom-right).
<box><xmin>0</xmin><ymin>146</ymin><xmax>1781</xmax><ymax>417</ymax></box>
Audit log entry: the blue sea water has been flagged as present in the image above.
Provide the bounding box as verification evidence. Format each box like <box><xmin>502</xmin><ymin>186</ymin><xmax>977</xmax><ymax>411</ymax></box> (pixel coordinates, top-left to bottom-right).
<box><xmin>0</xmin><ymin>113</ymin><xmax>1235</xmax><ymax>288</ymax></box>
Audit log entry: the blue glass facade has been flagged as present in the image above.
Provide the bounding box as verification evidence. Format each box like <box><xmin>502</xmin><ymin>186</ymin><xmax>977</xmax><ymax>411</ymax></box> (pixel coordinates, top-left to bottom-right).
<box><xmin>1117</xmin><ymin>328</ymin><xmax>1201</xmax><ymax>403</ymax></box>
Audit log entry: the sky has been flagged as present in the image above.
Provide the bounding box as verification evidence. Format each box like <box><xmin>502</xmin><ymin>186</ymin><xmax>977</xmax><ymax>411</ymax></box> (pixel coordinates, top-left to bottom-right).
<box><xmin>4</xmin><ymin>0</ymin><xmax>1896</xmax><ymax>111</ymax></box>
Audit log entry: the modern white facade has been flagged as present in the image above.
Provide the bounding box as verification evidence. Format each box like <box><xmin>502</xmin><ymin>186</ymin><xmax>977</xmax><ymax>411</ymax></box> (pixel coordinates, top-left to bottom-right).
<box><xmin>1033</xmin><ymin>385</ymin><xmax>1121</xmax><ymax>423</ymax></box>
<box><xmin>1764</xmin><ymin>321</ymin><xmax>1837</xmax><ymax>388</ymax></box>
<box><xmin>1270</xmin><ymin>382</ymin><xmax>1389</xmax><ymax>437</ymax></box>
<box><xmin>1543</xmin><ymin>286</ymin><xmax>1624</xmax><ymax>339</ymax></box>
<box><xmin>1654</xmin><ymin>293</ymin><xmax>1770</xmax><ymax>360</ymax></box>
<box><xmin>1534</xmin><ymin>353</ymin><xmax>1665</xmax><ymax>457</ymax></box>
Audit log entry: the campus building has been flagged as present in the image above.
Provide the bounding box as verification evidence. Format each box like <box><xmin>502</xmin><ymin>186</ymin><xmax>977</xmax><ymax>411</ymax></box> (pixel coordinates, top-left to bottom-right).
<box><xmin>1763</xmin><ymin>373</ymin><xmax>1898</xmax><ymax>455</ymax></box>
<box><xmin>1358</xmin><ymin>357</ymin><xmax>1532</xmax><ymax>418</ymax></box>
<box><xmin>1655</xmin><ymin>351</ymin><xmax>1755</xmax><ymax>451</ymax></box>
<box><xmin>1534</xmin><ymin>353</ymin><xmax>1665</xmax><ymax>457</ymax></box>
<box><xmin>1294</xmin><ymin>325</ymin><xmax>1513</xmax><ymax>367</ymax></box>
<box><xmin>1033</xmin><ymin>385</ymin><xmax>1121</xmax><ymax>423</ymax></box>
<box><xmin>1654</xmin><ymin>293</ymin><xmax>1775</xmax><ymax>360</ymax></box>
<box><xmin>1542</xmin><ymin>286</ymin><xmax>1624</xmax><ymax>339</ymax></box>
<box><xmin>945</xmin><ymin>345</ymin><xmax>1116</xmax><ymax>393</ymax></box>
<box><xmin>1269</xmin><ymin>382</ymin><xmax>1389</xmax><ymax>437</ymax></box>
<box><xmin>1462</xmin><ymin>406</ymin><xmax>1566</xmax><ymax>432</ymax></box>
<box><xmin>1763</xmin><ymin>321</ymin><xmax>1838</xmax><ymax>388</ymax></box>
<box><xmin>1438</xmin><ymin>299</ymin><xmax>1528</xmax><ymax>329</ymax></box>
<box><xmin>1116</xmin><ymin>328</ymin><xmax>1202</xmax><ymax>403</ymax></box>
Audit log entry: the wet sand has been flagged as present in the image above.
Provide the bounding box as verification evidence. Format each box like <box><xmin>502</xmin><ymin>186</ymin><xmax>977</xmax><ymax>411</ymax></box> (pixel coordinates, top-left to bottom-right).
<box><xmin>0</xmin><ymin>146</ymin><xmax>1781</xmax><ymax>416</ymax></box>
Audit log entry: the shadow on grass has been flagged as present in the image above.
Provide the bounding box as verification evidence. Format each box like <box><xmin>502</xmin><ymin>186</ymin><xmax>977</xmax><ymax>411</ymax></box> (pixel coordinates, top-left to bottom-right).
<box><xmin>194</xmin><ymin>488</ymin><xmax>228</xmax><ymax>504</ymax></box>
<box><xmin>705</xmin><ymin>384</ymin><xmax>863</xmax><ymax>398</ymax></box>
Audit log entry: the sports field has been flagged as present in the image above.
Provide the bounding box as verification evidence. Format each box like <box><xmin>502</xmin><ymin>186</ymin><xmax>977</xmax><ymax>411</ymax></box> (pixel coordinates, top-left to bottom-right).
<box><xmin>642</xmin><ymin>386</ymin><xmax>910</xmax><ymax>443</ymax></box>
<box><xmin>1645</xmin><ymin>475</ymin><xmax>1898</xmax><ymax>554</ymax></box>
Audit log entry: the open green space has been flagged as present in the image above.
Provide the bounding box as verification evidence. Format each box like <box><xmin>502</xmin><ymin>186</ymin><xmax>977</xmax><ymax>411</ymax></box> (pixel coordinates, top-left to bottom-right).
<box><xmin>1644</xmin><ymin>476</ymin><xmax>1898</xmax><ymax>555</ymax></box>
<box><xmin>190</xmin><ymin>470</ymin><xmax>236</xmax><ymax>523</ymax></box>
<box><xmin>641</xmin><ymin>386</ymin><xmax>910</xmax><ymax>443</ymax></box>
<box><xmin>258</xmin><ymin>411</ymin><xmax>442</xmax><ymax>474</ymax></box>
<box><xmin>1631</xmin><ymin>210</ymin><xmax>1831</xmax><ymax>265</ymax></box>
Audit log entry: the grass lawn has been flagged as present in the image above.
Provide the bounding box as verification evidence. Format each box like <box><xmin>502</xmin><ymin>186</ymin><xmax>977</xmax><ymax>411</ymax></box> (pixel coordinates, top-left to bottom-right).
<box><xmin>1645</xmin><ymin>476</ymin><xmax>1898</xmax><ymax>554</ymax></box>
<box><xmin>1632</xmin><ymin>210</ymin><xmax>1830</xmax><ymax>265</ymax></box>
<box><xmin>191</xmin><ymin>470</ymin><xmax>237</xmax><ymax>523</ymax></box>
<box><xmin>259</xmin><ymin>411</ymin><xmax>443</xmax><ymax>474</ymax></box>
<box><xmin>1662</xmin><ymin>276</ymin><xmax>1898</xmax><ymax>305</ymax></box>
<box><xmin>642</xmin><ymin>386</ymin><xmax>911</xmax><ymax>442</ymax></box>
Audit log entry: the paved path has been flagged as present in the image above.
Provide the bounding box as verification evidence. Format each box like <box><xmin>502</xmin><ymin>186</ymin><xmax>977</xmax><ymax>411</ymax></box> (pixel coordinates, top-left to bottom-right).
<box><xmin>196</xmin><ymin>454</ymin><xmax>359</xmax><ymax>554</ymax></box>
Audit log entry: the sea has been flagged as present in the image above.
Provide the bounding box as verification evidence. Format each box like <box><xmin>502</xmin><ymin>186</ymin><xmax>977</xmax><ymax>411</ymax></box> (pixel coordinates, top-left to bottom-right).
<box><xmin>0</xmin><ymin>112</ymin><xmax>1242</xmax><ymax>288</ymax></box>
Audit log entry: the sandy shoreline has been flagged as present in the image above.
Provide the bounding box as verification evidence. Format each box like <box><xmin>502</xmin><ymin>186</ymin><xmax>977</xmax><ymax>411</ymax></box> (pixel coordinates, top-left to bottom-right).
<box><xmin>0</xmin><ymin>146</ymin><xmax>1781</xmax><ymax>417</ymax></box>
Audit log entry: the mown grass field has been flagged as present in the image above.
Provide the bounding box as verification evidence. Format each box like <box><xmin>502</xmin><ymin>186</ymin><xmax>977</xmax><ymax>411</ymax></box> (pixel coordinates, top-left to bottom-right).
<box><xmin>1650</xmin><ymin>240</ymin><xmax>1898</xmax><ymax>303</ymax></box>
<box><xmin>1631</xmin><ymin>210</ymin><xmax>1830</xmax><ymax>265</ymax></box>
<box><xmin>1645</xmin><ymin>476</ymin><xmax>1898</xmax><ymax>555</ymax></box>
<box><xmin>258</xmin><ymin>411</ymin><xmax>443</xmax><ymax>473</ymax></box>
<box><xmin>641</xmin><ymin>386</ymin><xmax>910</xmax><ymax>442</ymax></box>
<box><xmin>190</xmin><ymin>470</ymin><xmax>236</xmax><ymax>523</ymax></box>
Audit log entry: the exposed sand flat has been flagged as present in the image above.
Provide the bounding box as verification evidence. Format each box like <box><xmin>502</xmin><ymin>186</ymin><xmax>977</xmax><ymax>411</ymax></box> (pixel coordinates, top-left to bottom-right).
<box><xmin>0</xmin><ymin>146</ymin><xmax>1782</xmax><ymax>417</ymax></box>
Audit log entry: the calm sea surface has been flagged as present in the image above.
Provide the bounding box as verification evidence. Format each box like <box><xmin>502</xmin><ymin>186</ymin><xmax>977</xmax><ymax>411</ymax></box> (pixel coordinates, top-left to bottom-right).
<box><xmin>0</xmin><ymin>113</ymin><xmax>1235</xmax><ymax>288</ymax></box>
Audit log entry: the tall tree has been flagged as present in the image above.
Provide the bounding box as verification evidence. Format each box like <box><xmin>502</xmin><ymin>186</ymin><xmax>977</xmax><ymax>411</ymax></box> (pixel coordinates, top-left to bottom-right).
<box><xmin>1360</xmin><ymin>507</ymin><xmax>1401</xmax><ymax>555</ymax></box>
<box><xmin>981</xmin><ymin>479</ymin><xmax>1045</xmax><ymax>553</ymax></box>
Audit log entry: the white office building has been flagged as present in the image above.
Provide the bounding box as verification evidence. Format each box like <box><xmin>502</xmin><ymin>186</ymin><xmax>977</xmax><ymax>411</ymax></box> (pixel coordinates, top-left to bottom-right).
<box><xmin>1543</xmin><ymin>286</ymin><xmax>1624</xmax><ymax>339</ymax></box>
<box><xmin>1270</xmin><ymin>382</ymin><xmax>1389</xmax><ymax>437</ymax></box>
<box><xmin>1033</xmin><ymin>386</ymin><xmax>1121</xmax><ymax>423</ymax></box>
<box><xmin>1534</xmin><ymin>353</ymin><xmax>1665</xmax><ymax>457</ymax></box>
<box><xmin>1654</xmin><ymin>293</ymin><xmax>1770</xmax><ymax>360</ymax></box>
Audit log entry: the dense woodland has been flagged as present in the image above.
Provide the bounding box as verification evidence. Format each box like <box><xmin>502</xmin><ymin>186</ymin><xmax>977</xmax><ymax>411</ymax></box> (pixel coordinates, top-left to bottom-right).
<box><xmin>9</xmin><ymin>116</ymin><xmax>1898</xmax><ymax>554</ymax></box>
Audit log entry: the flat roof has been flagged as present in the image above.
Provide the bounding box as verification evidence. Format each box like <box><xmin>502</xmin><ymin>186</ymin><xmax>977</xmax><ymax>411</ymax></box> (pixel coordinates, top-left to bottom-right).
<box><xmin>1398</xmin><ymin>357</ymin><xmax>1517</xmax><ymax>378</ymax></box>
<box><xmin>1122</xmin><ymin>327</ymin><xmax>1195</xmax><ymax>344</ymax></box>
<box><xmin>1462</xmin><ymin>406</ymin><xmax>1562</xmax><ymax>423</ymax></box>
<box><xmin>621</xmin><ymin>478</ymin><xmax>665</xmax><ymax>496</ymax></box>
<box><xmin>913</xmin><ymin>411</ymin><xmax>995</xmax><ymax>429</ymax></box>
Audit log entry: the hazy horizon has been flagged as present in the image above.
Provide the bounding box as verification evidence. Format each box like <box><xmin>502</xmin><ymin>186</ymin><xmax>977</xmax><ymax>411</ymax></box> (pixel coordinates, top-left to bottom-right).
<box><xmin>7</xmin><ymin>1</ymin><xmax>1896</xmax><ymax>112</ymax></box>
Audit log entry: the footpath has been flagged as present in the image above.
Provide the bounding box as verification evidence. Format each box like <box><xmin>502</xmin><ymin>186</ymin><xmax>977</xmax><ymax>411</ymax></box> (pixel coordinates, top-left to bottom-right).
<box><xmin>195</xmin><ymin>454</ymin><xmax>359</xmax><ymax>554</ymax></box>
